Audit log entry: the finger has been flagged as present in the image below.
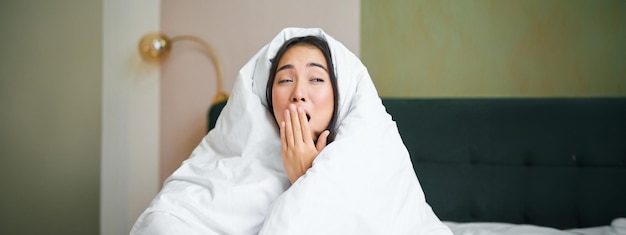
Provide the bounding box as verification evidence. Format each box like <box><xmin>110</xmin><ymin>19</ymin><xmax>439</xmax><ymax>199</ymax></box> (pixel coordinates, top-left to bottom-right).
<box><xmin>289</xmin><ymin>105</ymin><xmax>303</xmax><ymax>145</ymax></box>
<box><xmin>284</xmin><ymin>109</ymin><xmax>295</xmax><ymax>148</ymax></box>
<box><xmin>298</xmin><ymin>107</ymin><xmax>313</xmax><ymax>145</ymax></box>
<box><xmin>280</xmin><ymin>121</ymin><xmax>287</xmax><ymax>153</ymax></box>
<box><xmin>316</xmin><ymin>130</ymin><xmax>330</xmax><ymax>152</ymax></box>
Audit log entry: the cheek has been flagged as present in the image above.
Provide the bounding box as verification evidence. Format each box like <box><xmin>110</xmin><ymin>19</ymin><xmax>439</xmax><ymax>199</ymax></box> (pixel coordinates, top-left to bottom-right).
<box><xmin>313</xmin><ymin>88</ymin><xmax>335</xmax><ymax>119</ymax></box>
<box><xmin>272</xmin><ymin>89</ymin><xmax>287</xmax><ymax>124</ymax></box>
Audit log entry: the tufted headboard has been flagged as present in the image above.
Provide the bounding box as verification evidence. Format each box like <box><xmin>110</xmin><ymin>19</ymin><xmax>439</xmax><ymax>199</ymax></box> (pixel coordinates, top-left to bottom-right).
<box><xmin>208</xmin><ymin>98</ymin><xmax>626</xmax><ymax>229</ymax></box>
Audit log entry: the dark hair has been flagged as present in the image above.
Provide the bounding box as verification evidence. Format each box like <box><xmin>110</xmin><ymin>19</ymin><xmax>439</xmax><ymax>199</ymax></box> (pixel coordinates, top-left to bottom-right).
<box><xmin>266</xmin><ymin>36</ymin><xmax>339</xmax><ymax>143</ymax></box>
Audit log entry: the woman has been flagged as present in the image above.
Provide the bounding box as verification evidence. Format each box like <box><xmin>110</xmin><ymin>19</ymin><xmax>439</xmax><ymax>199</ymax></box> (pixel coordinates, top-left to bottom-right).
<box><xmin>266</xmin><ymin>35</ymin><xmax>338</xmax><ymax>184</ymax></box>
<box><xmin>131</xmin><ymin>28</ymin><xmax>451</xmax><ymax>235</ymax></box>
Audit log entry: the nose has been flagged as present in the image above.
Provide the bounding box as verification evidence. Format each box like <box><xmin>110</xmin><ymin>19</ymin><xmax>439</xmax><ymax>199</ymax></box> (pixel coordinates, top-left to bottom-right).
<box><xmin>290</xmin><ymin>84</ymin><xmax>306</xmax><ymax>102</ymax></box>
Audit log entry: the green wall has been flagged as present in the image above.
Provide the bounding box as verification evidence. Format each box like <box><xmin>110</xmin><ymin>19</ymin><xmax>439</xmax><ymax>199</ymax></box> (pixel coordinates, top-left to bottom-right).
<box><xmin>0</xmin><ymin>1</ymin><xmax>101</xmax><ymax>234</ymax></box>
<box><xmin>362</xmin><ymin>0</ymin><xmax>626</xmax><ymax>97</ymax></box>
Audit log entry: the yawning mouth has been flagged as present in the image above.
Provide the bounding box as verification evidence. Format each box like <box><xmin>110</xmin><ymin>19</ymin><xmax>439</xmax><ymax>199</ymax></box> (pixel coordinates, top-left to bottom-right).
<box><xmin>306</xmin><ymin>113</ymin><xmax>311</xmax><ymax>122</ymax></box>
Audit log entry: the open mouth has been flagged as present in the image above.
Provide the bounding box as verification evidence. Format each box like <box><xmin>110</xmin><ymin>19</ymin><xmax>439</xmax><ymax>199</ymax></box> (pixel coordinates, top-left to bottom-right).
<box><xmin>306</xmin><ymin>113</ymin><xmax>311</xmax><ymax>122</ymax></box>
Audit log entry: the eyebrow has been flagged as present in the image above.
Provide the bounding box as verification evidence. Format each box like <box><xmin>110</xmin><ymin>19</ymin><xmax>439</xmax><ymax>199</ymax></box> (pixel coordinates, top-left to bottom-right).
<box><xmin>277</xmin><ymin>62</ymin><xmax>328</xmax><ymax>72</ymax></box>
<box><xmin>277</xmin><ymin>64</ymin><xmax>293</xmax><ymax>72</ymax></box>
<box><xmin>308</xmin><ymin>62</ymin><xmax>328</xmax><ymax>72</ymax></box>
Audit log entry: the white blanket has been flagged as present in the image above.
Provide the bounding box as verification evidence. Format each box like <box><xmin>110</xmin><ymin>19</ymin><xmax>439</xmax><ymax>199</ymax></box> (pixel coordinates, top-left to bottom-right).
<box><xmin>131</xmin><ymin>27</ymin><xmax>452</xmax><ymax>235</ymax></box>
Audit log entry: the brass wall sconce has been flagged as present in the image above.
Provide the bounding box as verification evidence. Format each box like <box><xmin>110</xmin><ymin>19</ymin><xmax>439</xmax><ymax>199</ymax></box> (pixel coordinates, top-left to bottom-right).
<box><xmin>138</xmin><ymin>33</ymin><xmax>229</xmax><ymax>104</ymax></box>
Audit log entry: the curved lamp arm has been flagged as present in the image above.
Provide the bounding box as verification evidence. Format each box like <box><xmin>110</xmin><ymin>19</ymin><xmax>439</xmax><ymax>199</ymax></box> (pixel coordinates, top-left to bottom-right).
<box><xmin>138</xmin><ymin>32</ymin><xmax>229</xmax><ymax>104</ymax></box>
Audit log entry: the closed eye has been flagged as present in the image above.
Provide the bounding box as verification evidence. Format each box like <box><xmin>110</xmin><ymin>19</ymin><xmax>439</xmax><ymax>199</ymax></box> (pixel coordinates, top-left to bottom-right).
<box><xmin>277</xmin><ymin>78</ymin><xmax>293</xmax><ymax>84</ymax></box>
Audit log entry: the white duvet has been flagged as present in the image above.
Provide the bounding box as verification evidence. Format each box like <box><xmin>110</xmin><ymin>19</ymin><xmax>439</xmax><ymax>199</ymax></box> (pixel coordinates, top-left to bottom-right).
<box><xmin>130</xmin><ymin>27</ymin><xmax>452</xmax><ymax>235</ymax></box>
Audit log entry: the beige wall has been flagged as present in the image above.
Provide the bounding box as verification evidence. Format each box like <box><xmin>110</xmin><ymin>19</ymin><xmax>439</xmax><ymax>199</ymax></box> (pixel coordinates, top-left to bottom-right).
<box><xmin>362</xmin><ymin>0</ymin><xmax>626</xmax><ymax>97</ymax></box>
<box><xmin>159</xmin><ymin>0</ymin><xmax>361</xmax><ymax>184</ymax></box>
<box><xmin>0</xmin><ymin>1</ymin><xmax>101</xmax><ymax>234</ymax></box>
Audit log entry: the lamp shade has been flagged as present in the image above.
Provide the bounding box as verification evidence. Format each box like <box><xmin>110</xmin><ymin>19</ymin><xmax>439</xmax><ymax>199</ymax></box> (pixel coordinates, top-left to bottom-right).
<box><xmin>138</xmin><ymin>33</ymin><xmax>172</xmax><ymax>62</ymax></box>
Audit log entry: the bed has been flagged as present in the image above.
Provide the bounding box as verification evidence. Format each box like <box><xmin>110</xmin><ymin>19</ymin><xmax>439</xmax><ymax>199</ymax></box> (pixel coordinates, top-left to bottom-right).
<box><xmin>208</xmin><ymin>97</ymin><xmax>626</xmax><ymax>235</ymax></box>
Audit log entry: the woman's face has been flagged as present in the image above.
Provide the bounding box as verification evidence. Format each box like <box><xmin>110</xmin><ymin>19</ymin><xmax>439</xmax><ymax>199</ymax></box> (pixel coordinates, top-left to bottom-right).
<box><xmin>272</xmin><ymin>44</ymin><xmax>335</xmax><ymax>141</ymax></box>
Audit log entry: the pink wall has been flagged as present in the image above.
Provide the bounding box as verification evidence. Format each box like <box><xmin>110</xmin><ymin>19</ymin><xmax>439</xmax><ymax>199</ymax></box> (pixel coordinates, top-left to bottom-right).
<box><xmin>159</xmin><ymin>0</ymin><xmax>360</xmax><ymax>184</ymax></box>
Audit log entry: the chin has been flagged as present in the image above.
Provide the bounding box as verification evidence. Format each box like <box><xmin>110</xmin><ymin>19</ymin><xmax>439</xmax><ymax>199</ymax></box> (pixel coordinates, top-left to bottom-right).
<box><xmin>311</xmin><ymin>130</ymin><xmax>321</xmax><ymax>138</ymax></box>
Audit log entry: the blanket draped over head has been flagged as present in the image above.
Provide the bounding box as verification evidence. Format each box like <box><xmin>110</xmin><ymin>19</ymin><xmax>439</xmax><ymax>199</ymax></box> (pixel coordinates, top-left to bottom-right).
<box><xmin>131</xmin><ymin>27</ymin><xmax>452</xmax><ymax>235</ymax></box>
